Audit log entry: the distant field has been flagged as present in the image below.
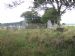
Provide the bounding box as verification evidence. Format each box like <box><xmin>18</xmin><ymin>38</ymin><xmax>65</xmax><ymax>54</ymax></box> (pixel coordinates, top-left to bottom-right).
<box><xmin>0</xmin><ymin>28</ymin><xmax>75</xmax><ymax>56</ymax></box>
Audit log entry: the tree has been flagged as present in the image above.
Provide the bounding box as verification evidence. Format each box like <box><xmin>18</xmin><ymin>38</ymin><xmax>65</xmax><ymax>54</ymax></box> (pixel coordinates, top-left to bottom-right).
<box><xmin>41</xmin><ymin>8</ymin><xmax>58</xmax><ymax>25</ymax></box>
<box><xmin>6</xmin><ymin>0</ymin><xmax>24</xmax><ymax>8</ymax></box>
<box><xmin>33</xmin><ymin>0</ymin><xmax>75</xmax><ymax>25</ymax></box>
<box><xmin>21</xmin><ymin>10</ymin><xmax>42</xmax><ymax>23</ymax></box>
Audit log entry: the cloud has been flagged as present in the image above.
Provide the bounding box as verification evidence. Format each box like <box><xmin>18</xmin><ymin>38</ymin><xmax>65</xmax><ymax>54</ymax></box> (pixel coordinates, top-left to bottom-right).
<box><xmin>61</xmin><ymin>9</ymin><xmax>75</xmax><ymax>24</ymax></box>
<box><xmin>0</xmin><ymin>0</ymin><xmax>33</xmax><ymax>23</ymax></box>
<box><xmin>0</xmin><ymin>0</ymin><xmax>75</xmax><ymax>24</ymax></box>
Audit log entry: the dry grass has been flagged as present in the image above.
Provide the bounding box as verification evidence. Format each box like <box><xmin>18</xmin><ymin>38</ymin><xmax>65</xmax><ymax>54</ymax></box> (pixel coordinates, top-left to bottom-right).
<box><xmin>0</xmin><ymin>28</ymin><xmax>75</xmax><ymax>56</ymax></box>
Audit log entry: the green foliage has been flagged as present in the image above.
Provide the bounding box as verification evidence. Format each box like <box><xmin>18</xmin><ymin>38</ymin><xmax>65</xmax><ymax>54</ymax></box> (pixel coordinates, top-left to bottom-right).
<box><xmin>33</xmin><ymin>0</ymin><xmax>75</xmax><ymax>25</ymax></box>
<box><xmin>34</xmin><ymin>0</ymin><xmax>46</xmax><ymax>4</ymax></box>
<box><xmin>21</xmin><ymin>11</ymin><xmax>32</xmax><ymax>23</ymax></box>
<box><xmin>41</xmin><ymin>8</ymin><xmax>58</xmax><ymax>24</ymax></box>
<box><xmin>0</xmin><ymin>28</ymin><xmax>75</xmax><ymax>56</ymax></box>
<box><xmin>34</xmin><ymin>0</ymin><xmax>75</xmax><ymax>9</ymax></box>
<box><xmin>34</xmin><ymin>0</ymin><xmax>46</xmax><ymax>8</ymax></box>
<box><xmin>21</xmin><ymin>10</ymin><xmax>42</xmax><ymax>23</ymax></box>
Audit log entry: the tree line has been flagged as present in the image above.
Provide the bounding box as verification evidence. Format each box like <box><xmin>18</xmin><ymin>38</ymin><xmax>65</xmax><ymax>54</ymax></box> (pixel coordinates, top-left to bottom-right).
<box><xmin>7</xmin><ymin>0</ymin><xmax>75</xmax><ymax>25</ymax></box>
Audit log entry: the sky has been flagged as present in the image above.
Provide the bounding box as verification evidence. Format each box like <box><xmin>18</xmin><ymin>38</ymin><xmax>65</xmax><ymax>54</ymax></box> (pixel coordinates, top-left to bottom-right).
<box><xmin>0</xmin><ymin>0</ymin><xmax>34</xmax><ymax>23</ymax></box>
<box><xmin>0</xmin><ymin>0</ymin><xmax>75</xmax><ymax>24</ymax></box>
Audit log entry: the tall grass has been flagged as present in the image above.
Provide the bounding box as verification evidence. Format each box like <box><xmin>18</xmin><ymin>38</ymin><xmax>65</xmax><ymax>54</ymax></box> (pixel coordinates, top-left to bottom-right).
<box><xmin>0</xmin><ymin>28</ymin><xmax>75</xmax><ymax>56</ymax></box>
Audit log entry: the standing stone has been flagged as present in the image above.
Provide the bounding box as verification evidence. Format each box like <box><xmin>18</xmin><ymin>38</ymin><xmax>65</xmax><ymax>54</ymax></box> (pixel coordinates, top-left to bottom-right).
<box><xmin>47</xmin><ymin>20</ymin><xmax>52</xmax><ymax>28</ymax></box>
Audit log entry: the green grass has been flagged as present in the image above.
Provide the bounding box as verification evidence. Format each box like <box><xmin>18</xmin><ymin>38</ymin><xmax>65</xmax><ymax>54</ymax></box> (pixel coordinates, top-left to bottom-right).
<box><xmin>0</xmin><ymin>28</ymin><xmax>75</xmax><ymax>56</ymax></box>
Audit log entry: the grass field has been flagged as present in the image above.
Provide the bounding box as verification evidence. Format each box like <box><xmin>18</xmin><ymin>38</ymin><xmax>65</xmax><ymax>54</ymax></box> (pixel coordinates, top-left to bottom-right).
<box><xmin>0</xmin><ymin>27</ymin><xmax>75</xmax><ymax>56</ymax></box>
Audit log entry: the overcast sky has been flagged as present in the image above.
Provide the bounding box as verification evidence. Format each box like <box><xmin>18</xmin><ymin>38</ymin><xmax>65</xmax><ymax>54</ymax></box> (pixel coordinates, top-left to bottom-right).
<box><xmin>0</xmin><ymin>0</ymin><xmax>75</xmax><ymax>24</ymax></box>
